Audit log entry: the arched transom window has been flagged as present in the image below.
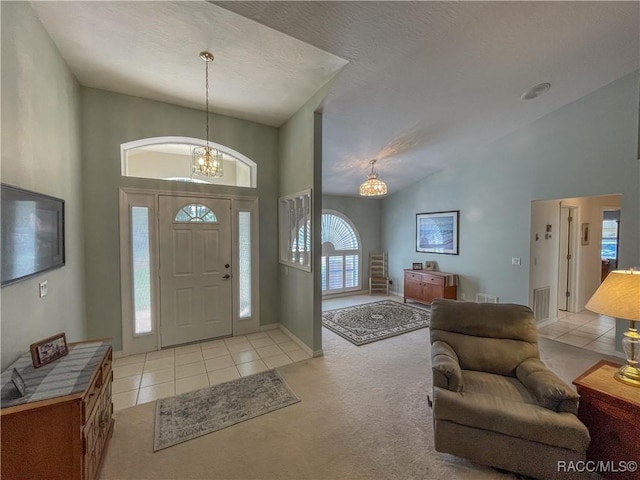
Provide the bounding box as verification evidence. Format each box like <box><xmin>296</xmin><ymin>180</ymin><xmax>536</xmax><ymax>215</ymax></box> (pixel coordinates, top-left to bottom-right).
<box><xmin>321</xmin><ymin>211</ymin><xmax>361</xmax><ymax>294</ymax></box>
<box><xmin>121</xmin><ymin>136</ymin><xmax>257</xmax><ymax>188</ymax></box>
<box><xmin>174</xmin><ymin>204</ymin><xmax>218</xmax><ymax>223</ymax></box>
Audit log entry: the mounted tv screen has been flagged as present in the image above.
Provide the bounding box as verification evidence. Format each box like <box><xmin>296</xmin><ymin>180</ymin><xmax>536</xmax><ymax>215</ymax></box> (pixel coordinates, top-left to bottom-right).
<box><xmin>1</xmin><ymin>184</ymin><xmax>65</xmax><ymax>286</ymax></box>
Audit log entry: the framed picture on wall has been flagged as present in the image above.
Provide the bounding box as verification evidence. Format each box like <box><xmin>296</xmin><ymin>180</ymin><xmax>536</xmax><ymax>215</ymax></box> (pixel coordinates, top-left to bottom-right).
<box><xmin>581</xmin><ymin>223</ymin><xmax>590</xmax><ymax>245</ymax></box>
<box><xmin>416</xmin><ymin>211</ymin><xmax>459</xmax><ymax>255</ymax></box>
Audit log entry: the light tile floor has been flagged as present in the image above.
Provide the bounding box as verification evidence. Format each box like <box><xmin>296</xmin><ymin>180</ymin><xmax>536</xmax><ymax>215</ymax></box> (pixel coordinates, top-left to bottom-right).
<box><xmin>112</xmin><ymin>328</ymin><xmax>311</xmax><ymax>412</ymax></box>
<box><xmin>537</xmin><ymin>309</ymin><xmax>620</xmax><ymax>357</ymax></box>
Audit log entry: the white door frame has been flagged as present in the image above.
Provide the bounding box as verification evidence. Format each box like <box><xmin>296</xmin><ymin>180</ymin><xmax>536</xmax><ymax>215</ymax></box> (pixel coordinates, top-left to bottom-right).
<box><xmin>119</xmin><ymin>187</ymin><xmax>260</xmax><ymax>356</ymax></box>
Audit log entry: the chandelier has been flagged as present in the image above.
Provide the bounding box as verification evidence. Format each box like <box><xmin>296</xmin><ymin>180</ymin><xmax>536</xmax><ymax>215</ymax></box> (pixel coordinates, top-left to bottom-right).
<box><xmin>359</xmin><ymin>159</ymin><xmax>387</xmax><ymax>196</ymax></box>
<box><xmin>192</xmin><ymin>51</ymin><xmax>223</xmax><ymax>178</ymax></box>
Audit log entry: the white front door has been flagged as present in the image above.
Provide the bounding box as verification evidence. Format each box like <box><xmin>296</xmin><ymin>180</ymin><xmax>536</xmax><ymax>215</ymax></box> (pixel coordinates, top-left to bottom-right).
<box><xmin>158</xmin><ymin>196</ymin><xmax>232</xmax><ymax>347</ymax></box>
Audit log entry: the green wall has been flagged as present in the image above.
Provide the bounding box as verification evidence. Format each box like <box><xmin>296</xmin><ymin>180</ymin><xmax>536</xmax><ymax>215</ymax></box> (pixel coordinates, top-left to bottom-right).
<box><xmin>80</xmin><ymin>88</ymin><xmax>280</xmax><ymax>350</ymax></box>
<box><xmin>382</xmin><ymin>72</ymin><xmax>640</xmax><ymax>309</ymax></box>
<box><xmin>322</xmin><ymin>195</ymin><xmax>382</xmax><ymax>291</ymax></box>
<box><xmin>278</xmin><ymin>84</ymin><xmax>334</xmax><ymax>354</ymax></box>
<box><xmin>1</xmin><ymin>2</ymin><xmax>86</xmax><ymax>368</ymax></box>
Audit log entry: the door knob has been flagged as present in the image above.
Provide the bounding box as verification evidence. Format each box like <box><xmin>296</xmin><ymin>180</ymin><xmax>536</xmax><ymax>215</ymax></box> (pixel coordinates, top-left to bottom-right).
<box><xmin>223</xmin><ymin>274</ymin><xmax>231</xmax><ymax>279</ymax></box>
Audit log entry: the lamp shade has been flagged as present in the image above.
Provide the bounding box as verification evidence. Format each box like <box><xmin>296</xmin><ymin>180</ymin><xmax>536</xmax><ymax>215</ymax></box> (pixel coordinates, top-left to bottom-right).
<box><xmin>585</xmin><ymin>270</ymin><xmax>640</xmax><ymax>321</ymax></box>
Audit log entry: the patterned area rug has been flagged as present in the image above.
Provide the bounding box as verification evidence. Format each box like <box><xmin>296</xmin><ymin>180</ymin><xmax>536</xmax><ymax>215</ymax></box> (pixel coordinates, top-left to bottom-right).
<box><xmin>322</xmin><ymin>300</ymin><xmax>430</xmax><ymax>346</ymax></box>
<box><xmin>154</xmin><ymin>369</ymin><xmax>300</xmax><ymax>451</ymax></box>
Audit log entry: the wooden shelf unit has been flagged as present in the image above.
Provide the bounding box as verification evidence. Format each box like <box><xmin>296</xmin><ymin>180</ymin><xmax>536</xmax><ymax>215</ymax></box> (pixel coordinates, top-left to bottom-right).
<box><xmin>573</xmin><ymin>360</ymin><xmax>640</xmax><ymax>480</ymax></box>
<box><xmin>403</xmin><ymin>269</ymin><xmax>457</xmax><ymax>305</ymax></box>
<box><xmin>1</xmin><ymin>340</ymin><xmax>114</xmax><ymax>480</ymax></box>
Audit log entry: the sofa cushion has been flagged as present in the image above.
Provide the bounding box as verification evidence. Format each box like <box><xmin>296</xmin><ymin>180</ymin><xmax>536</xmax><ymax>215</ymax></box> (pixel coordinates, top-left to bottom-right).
<box><xmin>432</xmin><ymin>383</ymin><xmax>590</xmax><ymax>453</ymax></box>
<box><xmin>462</xmin><ymin>370</ymin><xmax>537</xmax><ymax>405</ymax></box>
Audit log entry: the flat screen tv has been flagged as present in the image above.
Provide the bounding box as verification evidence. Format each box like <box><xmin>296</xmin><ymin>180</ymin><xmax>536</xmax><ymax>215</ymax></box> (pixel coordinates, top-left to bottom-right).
<box><xmin>1</xmin><ymin>184</ymin><xmax>65</xmax><ymax>286</ymax></box>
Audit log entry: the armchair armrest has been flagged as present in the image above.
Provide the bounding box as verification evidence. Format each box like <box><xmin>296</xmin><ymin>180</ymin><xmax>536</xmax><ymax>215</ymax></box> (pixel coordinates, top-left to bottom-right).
<box><xmin>516</xmin><ymin>358</ymin><xmax>579</xmax><ymax>414</ymax></box>
<box><xmin>431</xmin><ymin>341</ymin><xmax>464</xmax><ymax>392</ymax></box>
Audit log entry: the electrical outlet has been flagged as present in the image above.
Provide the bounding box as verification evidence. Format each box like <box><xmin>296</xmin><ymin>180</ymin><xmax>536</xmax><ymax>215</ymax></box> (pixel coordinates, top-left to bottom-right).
<box><xmin>389</xmin><ymin>280</ymin><xmax>393</xmax><ymax>285</ymax></box>
<box><xmin>512</xmin><ymin>257</ymin><xmax>522</xmax><ymax>266</ymax></box>
<box><xmin>39</xmin><ymin>281</ymin><xmax>48</xmax><ymax>297</ymax></box>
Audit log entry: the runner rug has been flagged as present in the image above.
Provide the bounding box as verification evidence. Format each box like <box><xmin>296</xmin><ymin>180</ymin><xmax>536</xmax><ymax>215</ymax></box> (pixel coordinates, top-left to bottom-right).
<box><xmin>322</xmin><ymin>300</ymin><xmax>430</xmax><ymax>346</ymax></box>
<box><xmin>154</xmin><ymin>369</ymin><xmax>300</xmax><ymax>451</ymax></box>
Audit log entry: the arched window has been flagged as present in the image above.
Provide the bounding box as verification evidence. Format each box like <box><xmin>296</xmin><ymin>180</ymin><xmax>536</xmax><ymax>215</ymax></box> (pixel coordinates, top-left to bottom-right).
<box><xmin>321</xmin><ymin>211</ymin><xmax>361</xmax><ymax>294</ymax></box>
<box><xmin>121</xmin><ymin>137</ymin><xmax>257</xmax><ymax>188</ymax></box>
<box><xmin>174</xmin><ymin>204</ymin><xmax>218</xmax><ymax>223</ymax></box>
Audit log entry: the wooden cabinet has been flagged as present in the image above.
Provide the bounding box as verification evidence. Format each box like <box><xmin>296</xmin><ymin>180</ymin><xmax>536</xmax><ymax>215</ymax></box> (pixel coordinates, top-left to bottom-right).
<box><xmin>1</xmin><ymin>340</ymin><xmax>113</xmax><ymax>480</ymax></box>
<box><xmin>403</xmin><ymin>269</ymin><xmax>457</xmax><ymax>305</ymax></box>
<box><xmin>573</xmin><ymin>360</ymin><xmax>640</xmax><ymax>480</ymax></box>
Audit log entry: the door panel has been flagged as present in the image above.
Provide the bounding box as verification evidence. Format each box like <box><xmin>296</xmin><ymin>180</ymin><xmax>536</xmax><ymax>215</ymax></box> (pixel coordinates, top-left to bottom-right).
<box><xmin>173</xmin><ymin>230</ymin><xmax>193</xmax><ymax>275</ymax></box>
<box><xmin>202</xmin><ymin>230</ymin><xmax>220</xmax><ymax>273</ymax></box>
<box><xmin>159</xmin><ymin>196</ymin><xmax>232</xmax><ymax>347</ymax></box>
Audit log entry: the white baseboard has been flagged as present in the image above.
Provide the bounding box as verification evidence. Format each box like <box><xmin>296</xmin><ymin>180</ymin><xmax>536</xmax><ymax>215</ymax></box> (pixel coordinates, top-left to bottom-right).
<box><xmin>537</xmin><ymin>317</ymin><xmax>558</xmax><ymax>328</ymax></box>
<box><xmin>278</xmin><ymin>323</ymin><xmax>323</xmax><ymax>357</ymax></box>
<box><xmin>322</xmin><ymin>289</ymin><xmax>369</xmax><ymax>299</ymax></box>
<box><xmin>259</xmin><ymin>323</ymin><xmax>280</xmax><ymax>332</ymax></box>
<box><xmin>261</xmin><ymin>323</ymin><xmax>323</xmax><ymax>357</ymax></box>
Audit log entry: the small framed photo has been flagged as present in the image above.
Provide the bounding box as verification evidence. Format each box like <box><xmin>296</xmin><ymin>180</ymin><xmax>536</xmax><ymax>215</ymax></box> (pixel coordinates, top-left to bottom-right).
<box><xmin>30</xmin><ymin>333</ymin><xmax>68</xmax><ymax>368</ymax></box>
<box><xmin>424</xmin><ymin>261</ymin><xmax>437</xmax><ymax>271</ymax></box>
<box><xmin>412</xmin><ymin>262</ymin><xmax>423</xmax><ymax>270</ymax></box>
<box><xmin>11</xmin><ymin>368</ymin><xmax>26</xmax><ymax>397</ymax></box>
<box><xmin>581</xmin><ymin>223</ymin><xmax>590</xmax><ymax>245</ymax></box>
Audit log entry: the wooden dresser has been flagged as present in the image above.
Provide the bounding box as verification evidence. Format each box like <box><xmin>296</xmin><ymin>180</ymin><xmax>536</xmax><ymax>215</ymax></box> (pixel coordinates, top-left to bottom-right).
<box><xmin>1</xmin><ymin>339</ymin><xmax>113</xmax><ymax>480</ymax></box>
<box><xmin>403</xmin><ymin>269</ymin><xmax>458</xmax><ymax>305</ymax></box>
<box><xmin>573</xmin><ymin>360</ymin><xmax>640</xmax><ymax>480</ymax></box>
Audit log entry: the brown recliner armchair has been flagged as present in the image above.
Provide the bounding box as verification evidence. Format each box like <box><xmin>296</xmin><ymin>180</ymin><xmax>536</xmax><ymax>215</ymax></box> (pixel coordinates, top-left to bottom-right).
<box><xmin>429</xmin><ymin>299</ymin><xmax>590</xmax><ymax>480</ymax></box>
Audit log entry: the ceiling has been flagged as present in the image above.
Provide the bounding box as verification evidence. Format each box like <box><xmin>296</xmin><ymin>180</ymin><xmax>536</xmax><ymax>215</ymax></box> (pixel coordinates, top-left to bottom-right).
<box><xmin>31</xmin><ymin>1</ymin><xmax>639</xmax><ymax>196</ymax></box>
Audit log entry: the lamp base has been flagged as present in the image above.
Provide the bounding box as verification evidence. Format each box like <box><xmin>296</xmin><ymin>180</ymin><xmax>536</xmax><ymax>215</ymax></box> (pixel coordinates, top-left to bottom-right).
<box><xmin>614</xmin><ymin>364</ymin><xmax>640</xmax><ymax>387</ymax></box>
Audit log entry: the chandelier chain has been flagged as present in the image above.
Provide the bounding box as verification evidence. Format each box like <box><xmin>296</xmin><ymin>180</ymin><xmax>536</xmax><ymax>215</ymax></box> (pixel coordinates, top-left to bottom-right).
<box><xmin>205</xmin><ymin>57</ymin><xmax>209</xmax><ymax>147</ymax></box>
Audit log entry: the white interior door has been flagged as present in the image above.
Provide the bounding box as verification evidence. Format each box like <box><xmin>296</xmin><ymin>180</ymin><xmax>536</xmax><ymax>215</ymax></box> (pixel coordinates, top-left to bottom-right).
<box><xmin>159</xmin><ymin>196</ymin><xmax>232</xmax><ymax>347</ymax></box>
<box><xmin>557</xmin><ymin>206</ymin><xmax>577</xmax><ymax>312</ymax></box>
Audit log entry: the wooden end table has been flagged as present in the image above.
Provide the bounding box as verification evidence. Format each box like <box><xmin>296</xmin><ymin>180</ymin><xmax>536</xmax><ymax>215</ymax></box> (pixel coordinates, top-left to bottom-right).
<box><xmin>573</xmin><ymin>360</ymin><xmax>640</xmax><ymax>480</ymax></box>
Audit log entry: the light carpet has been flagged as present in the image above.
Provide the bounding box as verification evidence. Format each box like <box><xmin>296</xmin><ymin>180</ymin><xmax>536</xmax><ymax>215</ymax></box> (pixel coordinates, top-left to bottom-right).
<box><xmin>154</xmin><ymin>369</ymin><xmax>300</xmax><ymax>451</ymax></box>
<box><xmin>322</xmin><ymin>299</ymin><xmax>430</xmax><ymax>345</ymax></box>
<box><xmin>102</xmin><ymin>328</ymin><xmax>615</xmax><ymax>479</ymax></box>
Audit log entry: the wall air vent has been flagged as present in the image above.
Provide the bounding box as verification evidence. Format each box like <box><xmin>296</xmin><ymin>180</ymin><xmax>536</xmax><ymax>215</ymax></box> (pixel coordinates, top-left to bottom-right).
<box><xmin>533</xmin><ymin>286</ymin><xmax>551</xmax><ymax>322</ymax></box>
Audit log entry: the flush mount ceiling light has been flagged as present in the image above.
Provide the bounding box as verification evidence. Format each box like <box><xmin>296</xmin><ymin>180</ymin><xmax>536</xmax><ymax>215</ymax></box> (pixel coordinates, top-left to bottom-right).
<box><xmin>359</xmin><ymin>159</ymin><xmax>388</xmax><ymax>197</ymax></box>
<box><xmin>521</xmin><ymin>82</ymin><xmax>551</xmax><ymax>101</ymax></box>
<box><xmin>192</xmin><ymin>51</ymin><xmax>223</xmax><ymax>178</ymax></box>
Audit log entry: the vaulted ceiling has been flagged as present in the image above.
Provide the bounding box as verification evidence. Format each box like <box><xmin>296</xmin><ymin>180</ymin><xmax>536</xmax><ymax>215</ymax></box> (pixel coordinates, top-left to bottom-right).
<box><xmin>31</xmin><ymin>1</ymin><xmax>639</xmax><ymax>196</ymax></box>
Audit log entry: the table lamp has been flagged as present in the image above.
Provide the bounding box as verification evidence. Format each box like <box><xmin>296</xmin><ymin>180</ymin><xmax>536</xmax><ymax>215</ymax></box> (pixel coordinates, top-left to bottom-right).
<box><xmin>585</xmin><ymin>269</ymin><xmax>640</xmax><ymax>387</ymax></box>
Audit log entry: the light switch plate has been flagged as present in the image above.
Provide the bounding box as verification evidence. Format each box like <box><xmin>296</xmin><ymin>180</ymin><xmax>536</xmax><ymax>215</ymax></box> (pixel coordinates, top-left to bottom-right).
<box><xmin>39</xmin><ymin>281</ymin><xmax>48</xmax><ymax>297</ymax></box>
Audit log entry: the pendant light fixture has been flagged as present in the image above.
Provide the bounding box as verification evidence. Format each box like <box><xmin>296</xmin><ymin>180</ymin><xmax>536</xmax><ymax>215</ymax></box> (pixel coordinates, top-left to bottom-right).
<box><xmin>192</xmin><ymin>51</ymin><xmax>223</xmax><ymax>178</ymax></box>
<box><xmin>359</xmin><ymin>159</ymin><xmax>388</xmax><ymax>196</ymax></box>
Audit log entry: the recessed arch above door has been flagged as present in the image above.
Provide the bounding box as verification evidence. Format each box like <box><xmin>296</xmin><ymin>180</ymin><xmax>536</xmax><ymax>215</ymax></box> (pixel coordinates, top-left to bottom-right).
<box><xmin>120</xmin><ymin>136</ymin><xmax>257</xmax><ymax>188</ymax></box>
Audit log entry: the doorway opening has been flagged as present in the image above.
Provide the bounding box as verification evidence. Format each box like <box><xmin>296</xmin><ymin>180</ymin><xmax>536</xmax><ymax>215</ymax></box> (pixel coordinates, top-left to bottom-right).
<box><xmin>600</xmin><ymin>209</ymin><xmax>620</xmax><ymax>282</ymax></box>
<box><xmin>529</xmin><ymin>193</ymin><xmax>622</xmax><ymax>322</ymax></box>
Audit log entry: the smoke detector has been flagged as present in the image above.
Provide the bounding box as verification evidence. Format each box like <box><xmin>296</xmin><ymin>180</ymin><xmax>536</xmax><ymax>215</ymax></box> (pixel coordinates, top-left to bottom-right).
<box><xmin>521</xmin><ymin>82</ymin><xmax>551</xmax><ymax>101</ymax></box>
